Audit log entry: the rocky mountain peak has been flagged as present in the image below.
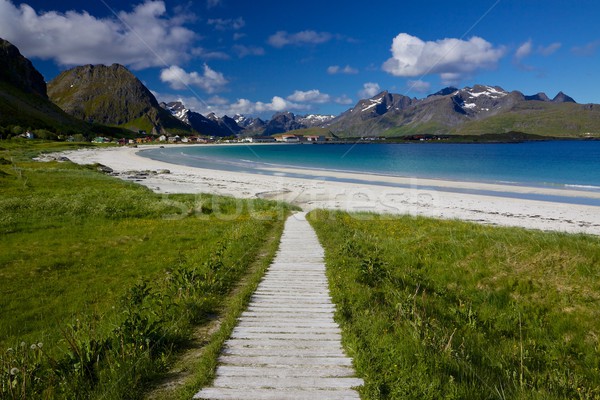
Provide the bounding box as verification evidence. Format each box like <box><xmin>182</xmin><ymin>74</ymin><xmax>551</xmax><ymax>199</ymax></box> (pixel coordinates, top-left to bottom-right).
<box><xmin>552</xmin><ymin>91</ymin><xmax>576</xmax><ymax>103</ymax></box>
<box><xmin>428</xmin><ymin>87</ymin><xmax>459</xmax><ymax>97</ymax></box>
<box><xmin>0</xmin><ymin>38</ymin><xmax>47</xmax><ymax>98</ymax></box>
<box><xmin>524</xmin><ymin>92</ymin><xmax>550</xmax><ymax>102</ymax></box>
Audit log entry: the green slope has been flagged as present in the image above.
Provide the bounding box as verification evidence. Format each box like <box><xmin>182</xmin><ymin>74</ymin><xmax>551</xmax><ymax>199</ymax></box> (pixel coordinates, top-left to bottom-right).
<box><xmin>0</xmin><ymin>81</ymin><xmax>91</xmax><ymax>134</ymax></box>
<box><xmin>453</xmin><ymin>102</ymin><xmax>600</xmax><ymax>137</ymax></box>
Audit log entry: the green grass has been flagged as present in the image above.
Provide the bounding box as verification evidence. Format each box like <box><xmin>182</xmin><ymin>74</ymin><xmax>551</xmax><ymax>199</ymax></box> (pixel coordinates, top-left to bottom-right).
<box><xmin>455</xmin><ymin>102</ymin><xmax>600</xmax><ymax>137</ymax></box>
<box><xmin>0</xmin><ymin>141</ymin><xmax>294</xmax><ymax>398</ymax></box>
<box><xmin>308</xmin><ymin>210</ymin><xmax>600</xmax><ymax>400</ymax></box>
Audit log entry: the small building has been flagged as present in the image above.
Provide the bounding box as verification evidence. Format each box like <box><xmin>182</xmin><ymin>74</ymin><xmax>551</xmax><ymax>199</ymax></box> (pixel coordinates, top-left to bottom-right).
<box><xmin>305</xmin><ymin>135</ymin><xmax>326</xmax><ymax>142</ymax></box>
<box><xmin>167</xmin><ymin>135</ymin><xmax>181</xmax><ymax>143</ymax></box>
<box><xmin>244</xmin><ymin>136</ymin><xmax>276</xmax><ymax>143</ymax></box>
<box><xmin>158</xmin><ymin>135</ymin><xmax>167</xmax><ymax>142</ymax></box>
<box><xmin>276</xmin><ymin>134</ymin><xmax>300</xmax><ymax>143</ymax></box>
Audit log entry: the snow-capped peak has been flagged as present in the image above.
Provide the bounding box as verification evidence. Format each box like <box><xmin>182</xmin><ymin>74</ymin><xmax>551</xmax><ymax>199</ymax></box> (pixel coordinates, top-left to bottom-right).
<box><xmin>464</xmin><ymin>85</ymin><xmax>508</xmax><ymax>99</ymax></box>
<box><xmin>361</xmin><ymin>98</ymin><xmax>383</xmax><ymax>112</ymax></box>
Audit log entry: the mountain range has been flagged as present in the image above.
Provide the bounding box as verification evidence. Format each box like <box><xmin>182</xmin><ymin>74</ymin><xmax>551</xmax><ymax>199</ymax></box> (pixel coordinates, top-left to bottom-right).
<box><xmin>323</xmin><ymin>85</ymin><xmax>597</xmax><ymax>137</ymax></box>
<box><xmin>1</xmin><ymin>36</ymin><xmax>600</xmax><ymax>140</ymax></box>
<box><xmin>155</xmin><ymin>84</ymin><xmax>600</xmax><ymax>139</ymax></box>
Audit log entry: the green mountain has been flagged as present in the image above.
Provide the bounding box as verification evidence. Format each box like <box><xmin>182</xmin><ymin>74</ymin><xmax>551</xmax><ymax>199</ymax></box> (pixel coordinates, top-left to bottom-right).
<box><xmin>0</xmin><ymin>38</ymin><xmax>92</xmax><ymax>134</ymax></box>
<box><xmin>48</xmin><ymin>64</ymin><xmax>192</xmax><ymax>135</ymax></box>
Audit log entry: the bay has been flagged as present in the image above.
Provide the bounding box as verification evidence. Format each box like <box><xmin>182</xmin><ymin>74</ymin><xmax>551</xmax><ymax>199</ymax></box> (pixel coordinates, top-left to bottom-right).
<box><xmin>140</xmin><ymin>141</ymin><xmax>600</xmax><ymax>190</ymax></box>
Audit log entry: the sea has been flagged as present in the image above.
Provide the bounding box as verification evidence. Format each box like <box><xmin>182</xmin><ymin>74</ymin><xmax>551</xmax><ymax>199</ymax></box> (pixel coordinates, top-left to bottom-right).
<box><xmin>140</xmin><ymin>140</ymin><xmax>600</xmax><ymax>204</ymax></box>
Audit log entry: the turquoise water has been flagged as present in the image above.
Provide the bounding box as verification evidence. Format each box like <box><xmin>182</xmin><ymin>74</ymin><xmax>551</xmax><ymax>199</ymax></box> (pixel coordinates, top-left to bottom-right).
<box><xmin>141</xmin><ymin>141</ymin><xmax>600</xmax><ymax>190</ymax></box>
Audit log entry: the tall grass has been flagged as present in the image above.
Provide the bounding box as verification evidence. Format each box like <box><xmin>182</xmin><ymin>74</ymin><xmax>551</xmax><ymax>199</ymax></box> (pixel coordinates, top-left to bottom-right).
<box><xmin>0</xmin><ymin>141</ymin><xmax>294</xmax><ymax>398</ymax></box>
<box><xmin>309</xmin><ymin>210</ymin><xmax>600</xmax><ymax>400</ymax></box>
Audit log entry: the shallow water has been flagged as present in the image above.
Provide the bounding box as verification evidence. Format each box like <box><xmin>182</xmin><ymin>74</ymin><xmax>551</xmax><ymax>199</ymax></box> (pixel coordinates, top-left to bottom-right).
<box><xmin>141</xmin><ymin>141</ymin><xmax>600</xmax><ymax>191</ymax></box>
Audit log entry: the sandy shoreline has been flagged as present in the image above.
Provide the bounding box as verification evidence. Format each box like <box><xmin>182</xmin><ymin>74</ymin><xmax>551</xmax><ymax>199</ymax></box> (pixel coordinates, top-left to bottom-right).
<box><xmin>51</xmin><ymin>144</ymin><xmax>600</xmax><ymax>235</ymax></box>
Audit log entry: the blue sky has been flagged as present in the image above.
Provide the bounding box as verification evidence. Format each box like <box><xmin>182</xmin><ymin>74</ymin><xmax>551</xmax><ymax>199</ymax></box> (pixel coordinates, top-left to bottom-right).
<box><xmin>1</xmin><ymin>0</ymin><xmax>600</xmax><ymax>118</ymax></box>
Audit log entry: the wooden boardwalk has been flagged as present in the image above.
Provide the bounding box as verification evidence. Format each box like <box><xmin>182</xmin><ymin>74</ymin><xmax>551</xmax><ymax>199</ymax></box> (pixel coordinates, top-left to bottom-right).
<box><xmin>194</xmin><ymin>212</ymin><xmax>363</xmax><ymax>400</ymax></box>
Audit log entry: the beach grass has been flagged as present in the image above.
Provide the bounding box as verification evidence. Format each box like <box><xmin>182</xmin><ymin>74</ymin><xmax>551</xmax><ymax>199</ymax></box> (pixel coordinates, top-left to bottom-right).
<box><xmin>0</xmin><ymin>140</ymin><xmax>294</xmax><ymax>399</ymax></box>
<box><xmin>308</xmin><ymin>209</ymin><xmax>600</xmax><ymax>400</ymax></box>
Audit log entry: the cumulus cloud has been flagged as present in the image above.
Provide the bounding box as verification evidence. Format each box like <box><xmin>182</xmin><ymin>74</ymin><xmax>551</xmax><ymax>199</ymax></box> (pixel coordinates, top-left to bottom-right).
<box><xmin>159</xmin><ymin>92</ymin><xmax>311</xmax><ymax>117</ymax></box>
<box><xmin>358</xmin><ymin>82</ymin><xmax>381</xmax><ymax>98</ymax></box>
<box><xmin>223</xmin><ymin>96</ymin><xmax>309</xmax><ymax>115</ymax></box>
<box><xmin>160</xmin><ymin>64</ymin><xmax>228</xmax><ymax>93</ymax></box>
<box><xmin>0</xmin><ymin>0</ymin><xmax>199</xmax><ymax>70</ymax></box>
<box><xmin>207</xmin><ymin>17</ymin><xmax>245</xmax><ymax>31</ymax></box>
<box><xmin>233</xmin><ymin>45</ymin><xmax>265</xmax><ymax>58</ymax></box>
<box><xmin>287</xmin><ymin>89</ymin><xmax>331</xmax><ymax>104</ymax></box>
<box><xmin>407</xmin><ymin>79</ymin><xmax>431</xmax><ymax>93</ymax></box>
<box><xmin>382</xmin><ymin>33</ymin><xmax>505</xmax><ymax>83</ymax></box>
<box><xmin>327</xmin><ymin>65</ymin><xmax>358</xmax><ymax>75</ymax></box>
<box><xmin>268</xmin><ymin>30</ymin><xmax>333</xmax><ymax>48</ymax></box>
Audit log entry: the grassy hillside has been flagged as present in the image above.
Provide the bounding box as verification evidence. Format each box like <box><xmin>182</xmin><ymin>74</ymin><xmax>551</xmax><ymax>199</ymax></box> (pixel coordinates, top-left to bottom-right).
<box><xmin>454</xmin><ymin>102</ymin><xmax>600</xmax><ymax>137</ymax></box>
<box><xmin>0</xmin><ymin>141</ymin><xmax>293</xmax><ymax>399</ymax></box>
<box><xmin>48</xmin><ymin>64</ymin><xmax>193</xmax><ymax>136</ymax></box>
<box><xmin>309</xmin><ymin>210</ymin><xmax>600</xmax><ymax>400</ymax></box>
<box><xmin>0</xmin><ymin>81</ymin><xmax>91</xmax><ymax>134</ymax></box>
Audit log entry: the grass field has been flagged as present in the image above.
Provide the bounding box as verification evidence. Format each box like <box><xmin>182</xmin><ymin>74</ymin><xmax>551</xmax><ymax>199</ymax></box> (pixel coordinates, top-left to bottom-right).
<box><xmin>309</xmin><ymin>210</ymin><xmax>600</xmax><ymax>400</ymax></box>
<box><xmin>0</xmin><ymin>140</ymin><xmax>293</xmax><ymax>399</ymax></box>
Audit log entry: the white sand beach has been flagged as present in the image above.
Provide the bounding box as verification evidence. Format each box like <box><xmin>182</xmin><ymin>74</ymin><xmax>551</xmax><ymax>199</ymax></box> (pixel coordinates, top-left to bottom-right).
<box><xmin>52</xmin><ymin>145</ymin><xmax>600</xmax><ymax>235</ymax></box>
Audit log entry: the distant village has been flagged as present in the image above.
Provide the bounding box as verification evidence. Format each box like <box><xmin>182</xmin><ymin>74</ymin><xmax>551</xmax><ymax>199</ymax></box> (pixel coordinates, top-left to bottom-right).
<box><xmin>89</xmin><ymin>133</ymin><xmax>361</xmax><ymax>145</ymax></box>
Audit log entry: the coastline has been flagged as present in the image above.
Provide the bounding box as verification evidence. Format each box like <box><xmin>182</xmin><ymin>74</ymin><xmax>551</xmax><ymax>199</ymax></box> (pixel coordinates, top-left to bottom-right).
<box><xmin>54</xmin><ymin>144</ymin><xmax>600</xmax><ymax>235</ymax></box>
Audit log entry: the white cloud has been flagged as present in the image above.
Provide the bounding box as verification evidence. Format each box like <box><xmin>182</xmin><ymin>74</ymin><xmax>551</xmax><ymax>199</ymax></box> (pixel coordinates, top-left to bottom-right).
<box><xmin>268</xmin><ymin>30</ymin><xmax>333</xmax><ymax>48</ymax></box>
<box><xmin>227</xmin><ymin>96</ymin><xmax>309</xmax><ymax>115</ymax></box>
<box><xmin>157</xmin><ymin>92</ymin><xmax>310</xmax><ymax>117</ymax></box>
<box><xmin>287</xmin><ymin>89</ymin><xmax>331</xmax><ymax>104</ymax></box>
<box><xmin>0</xmin><ymin>0</ymin><xmax>203</xmax><ymax>69</ymax></box>
<box><xmin>327</xmin><ymin>65</ymin><xmax>358</xmax><ymax>75</ymax></box>
<box><xmin>160</xmin><ymin>64</ymin><xmax>228</xmax><ymax>93</ymax></box>
<box><xmin>233</xmin><ymin>45</ymin><xmax>265</xmax><ymax>58</ymax></box>
<box><xmin>0</xmin><ymin>0</ymin><xmax>200</xmax><ymax>70</ymax></box>
<box><xmin>407</xmin><ymin>79</ymin><xmax>431</xmax><ymax>93</ymax></box>
<box><xmin>207</xmin><ymin>17</ymin><xmax>245</xmax><ymax>31</ymax></box>
<box><xmin>382</xmin><ymin>33</ymin><xmax>505</xmax><ymax>83</ymax></box>
<box><xmin>516</xmin><ymin>40</ymin><xmax>561</xmax><ymax>60</ymax></box>
<box><xmin>358</xmin><ymin>82</ymin><xmax>381</xmax><ymax>98</ymax></box>
<box><xmin>515</xmin><ymin>39</ymin><xmax>533</xmax><ymax>60</ymax></box>
<box><xmin>538</xmin><ymin>42</ymin><xmax>561</xmax><ymax>56</ymax></box>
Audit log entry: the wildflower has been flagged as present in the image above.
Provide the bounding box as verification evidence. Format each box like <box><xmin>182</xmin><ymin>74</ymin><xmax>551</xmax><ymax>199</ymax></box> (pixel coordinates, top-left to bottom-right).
<box><xmin>10</xmin><ymin>367</ymin><xmax>19</xmax><ymax>375</ymax></box>
<box><xmin>30</xmin><ymin>344</ymin><xmax>37</xmax><ymax>350</ymax></box>
<box><xmin>37</xmin><ymin>342</ymin><xmax>43</xmax><ymax>348</ymax></box>
<box><xmin>20</xmin><ymin>341</ymin><xmax>26</xmax><ymax>348</ymax></box>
